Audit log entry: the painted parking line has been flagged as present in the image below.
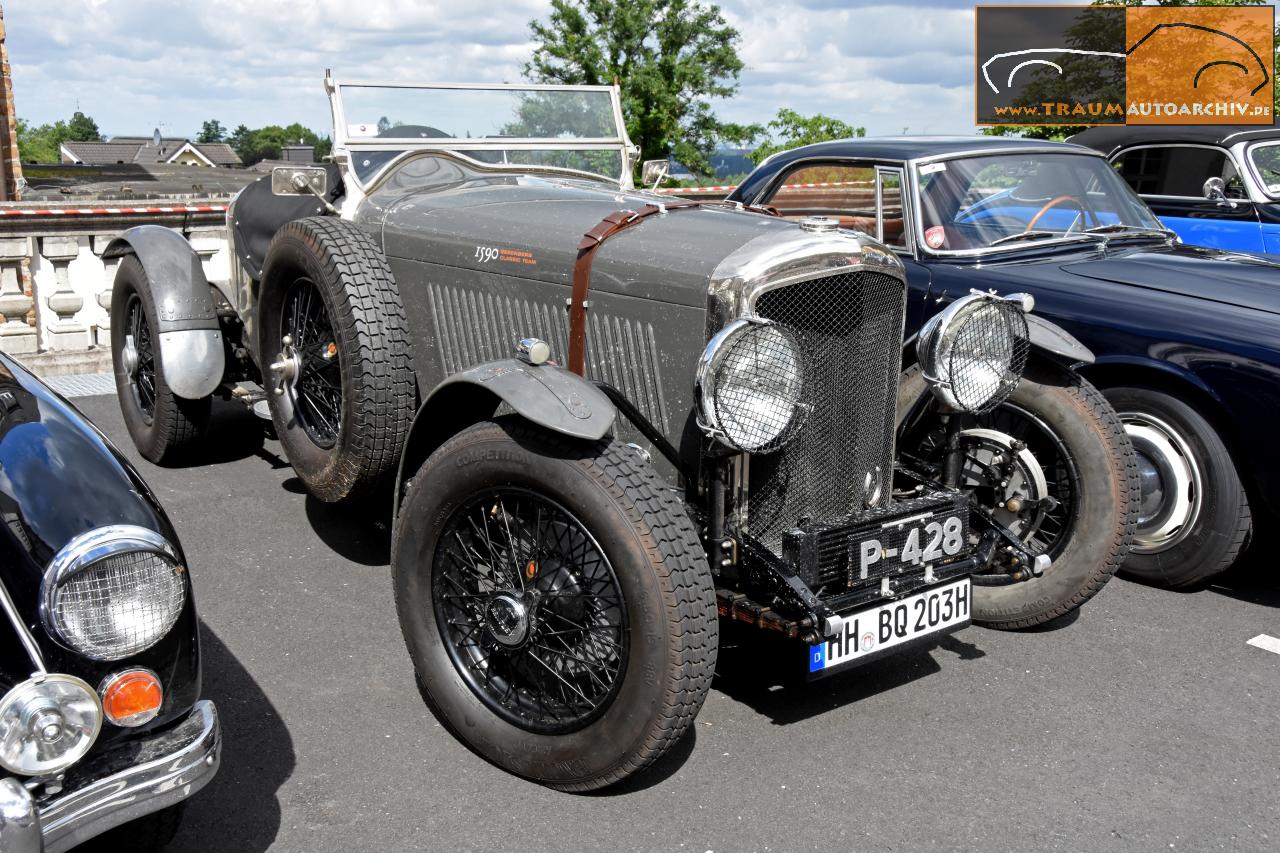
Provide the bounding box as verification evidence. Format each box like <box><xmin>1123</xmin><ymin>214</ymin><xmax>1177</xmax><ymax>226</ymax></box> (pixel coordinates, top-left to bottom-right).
<box><xmin>1246</xmin><ymin>634</ymin><xmax>1280</xmax><ymax>655</ymax></box>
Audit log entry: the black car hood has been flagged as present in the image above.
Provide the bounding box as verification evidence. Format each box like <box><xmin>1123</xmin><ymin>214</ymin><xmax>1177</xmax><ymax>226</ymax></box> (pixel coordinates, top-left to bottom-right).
<box><xmin>1059</xmin><ymin>244</ymin><xmax>1280</xmax><ymax>316</ymax></box>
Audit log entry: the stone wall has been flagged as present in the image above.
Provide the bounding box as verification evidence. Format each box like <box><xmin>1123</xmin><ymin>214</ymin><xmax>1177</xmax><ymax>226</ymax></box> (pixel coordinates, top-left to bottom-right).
<box><xmin>0</xmin><ymin>3</ymin><xmax>23</xmax><ymax>202</ymax></box>
<box><xmin>0</xmin><ymin>203</ymin><xmax>232</xmax><ymax>373</ymax></box>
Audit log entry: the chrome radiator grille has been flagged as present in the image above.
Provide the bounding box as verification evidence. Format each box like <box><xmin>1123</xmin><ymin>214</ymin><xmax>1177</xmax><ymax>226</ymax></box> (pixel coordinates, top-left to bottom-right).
<box><xmin>746</xmin><ymin>271</ymin><xmax>906</xmax><ymax>550</ymax></box>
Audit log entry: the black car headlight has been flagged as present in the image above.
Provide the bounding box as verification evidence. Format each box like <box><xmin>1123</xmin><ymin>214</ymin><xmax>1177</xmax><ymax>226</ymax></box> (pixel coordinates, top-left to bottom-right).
<box><xmin>696</xmin><ymin>317</ymin><xmax>809</xmax><ymax>453</ymax></box>
<box><xmin>917</xmin><ymin>292</ymin><xmax>1031</xmax><ymax>414</ymax></box>
<box><xmin>41</xmin><ymin>526</ymin><xmax>187</xmax><ymax>662</ymax></box>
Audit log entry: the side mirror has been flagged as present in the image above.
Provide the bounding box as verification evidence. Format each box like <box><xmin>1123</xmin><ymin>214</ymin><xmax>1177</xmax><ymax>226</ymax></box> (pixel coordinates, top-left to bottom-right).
<box><xmin>641</xmin><ymin>159</ymin><xmax>670</xmax><ymax>189</ymax></box>
<box><xmin>271</xmin><ymin>166</ymin><xmax>329</xmax><ymax>197</ymax></box>
<box><xmin>1202</xmin><ymin>176</ymin><xmax>1236</xmax><ymax>208</ymax></box>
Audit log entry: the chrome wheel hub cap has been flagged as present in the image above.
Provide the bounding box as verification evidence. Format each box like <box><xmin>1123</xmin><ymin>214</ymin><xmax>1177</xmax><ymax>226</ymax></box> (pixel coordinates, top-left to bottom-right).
<box><xmin>1122</xmin><ymin>413</ymin><xmax>1200</xmax><ymax>554</ymax></box>
<box><xmin>485</xmin><ymin>592</ymin><xmax>531</xmax><ymax>648</ymax></box>
<box><xmin>269</xmin><ymin>335</ymin><xmax>302</xmax><ymax>397</ymax></box>
<box><xmin>121</xmin><ymin>334</ymin><xmax>139</xmax><ymax>378</ymax></box>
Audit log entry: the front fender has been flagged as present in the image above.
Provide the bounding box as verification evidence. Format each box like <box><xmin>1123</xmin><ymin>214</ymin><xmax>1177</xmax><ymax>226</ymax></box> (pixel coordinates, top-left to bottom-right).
<box><xmin>394</xmin><ymin>360</ymin><xmax>617</xmax><ymax>516</ymax></box>
<box><xmin>1026</xmin><ymin>314</ymin><xmax>1094</xmax><ymax>366</ymax></box>
<box><xmin>901</xmin><ymin>313</ymin><xmax>1094</xmax><ymax>369</ymax></box>
<box><xmin>104</xmin><ymin>226</ymin><xmax>224</xmax><ymax>399</ymax></box>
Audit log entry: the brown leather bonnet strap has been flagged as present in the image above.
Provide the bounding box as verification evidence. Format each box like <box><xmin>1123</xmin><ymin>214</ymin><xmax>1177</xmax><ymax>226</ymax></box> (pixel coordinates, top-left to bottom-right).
<box><xmin>568</xmin><ymin>200</ymin><xmax>706</xmax><ymax>376</ymax></box>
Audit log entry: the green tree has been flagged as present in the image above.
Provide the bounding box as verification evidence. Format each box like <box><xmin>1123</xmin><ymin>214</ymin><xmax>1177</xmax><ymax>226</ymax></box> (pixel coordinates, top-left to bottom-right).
<box><xmin>524</xmin><ymin>0</ymin><xmax>761</xmax><ymax>177</ymax></box>
<box><xmin>984</xmin><ymin>0</ymin><xmax>1271</xmax><ymax>139</ymax></box>
<box><xmin>750</xmin><ymin>109</ymin><xmax>865</xmax><ymax>165</ymax></box>
<box><xmin>198</xmin><ymin>120</ymin><xmax>226</xmax><ymax>144</ymax></box>
<box><xmin>16</xmin><ymin>110</ymin><xmax>103</xmax><ymax>162</ymax></box>
<box><xmin>65</xmin><ymin>111</ymin><xmax>102</xmax><ymax>142</ymax></box>
<box><xmin>232</xmin><ymin>123</ymin><xmax>331</xmax><ymax>165</ymax></box>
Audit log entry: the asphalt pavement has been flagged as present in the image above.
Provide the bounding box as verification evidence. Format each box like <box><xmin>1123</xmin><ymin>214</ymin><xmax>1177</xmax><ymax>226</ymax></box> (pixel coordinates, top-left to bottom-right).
<box><xmin>66</xmin><ymin>390</ymin><xmax>1279</xmax><ymax>853</ymax></box>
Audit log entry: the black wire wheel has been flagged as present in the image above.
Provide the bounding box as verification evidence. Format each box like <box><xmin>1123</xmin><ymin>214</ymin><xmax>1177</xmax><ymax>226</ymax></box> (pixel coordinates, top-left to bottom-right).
<box><xmin>276</xmin><ymin>277</ymin><xmax>342</xmax><ymax>449</ymax></box>
<box><xmin>394</xmin><ymin>418</ymin><xmax>716</xmax><ymax>791</ymax></box>
<box><xmin>897</xmin><ymin>361</ymin><xmax>1138</xmax><ymax>629</ymax></box>
<box><xmin>259</xmin><ymin>217</ymin><xmax>414</xmax><ymax>502</ymax></box>
<box><xmin>433</xmin><ymin>488</ymin><xmax>628</xmax><ymax>734</ymax></box>
<box><xmin>110</xmin><ymin>254</ymin><xmax>210</xmax><ymax>463</ymax></box>
<box><xmin>125</xmin><ymin>291</ymin><xmax>157</xmax><ymax>422</ymax></box>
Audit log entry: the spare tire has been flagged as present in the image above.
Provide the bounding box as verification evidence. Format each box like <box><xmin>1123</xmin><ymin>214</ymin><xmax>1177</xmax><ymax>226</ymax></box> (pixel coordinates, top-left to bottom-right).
<box><xmin>259</xmin><ymin>217</ymin><xmax>414</xmax><ymax>502</ymax></box>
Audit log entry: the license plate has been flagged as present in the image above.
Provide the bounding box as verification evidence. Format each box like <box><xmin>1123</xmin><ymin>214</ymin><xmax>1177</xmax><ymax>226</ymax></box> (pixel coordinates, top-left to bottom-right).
<box><xmin>851</xmin><ymin>511</ymin><xmax>967</xmax><ymax>582</ymax></box>
<box><xmin>807</xmin><ymin>578</ymin><xmax>971</xmax><ymax>675</ymax></box>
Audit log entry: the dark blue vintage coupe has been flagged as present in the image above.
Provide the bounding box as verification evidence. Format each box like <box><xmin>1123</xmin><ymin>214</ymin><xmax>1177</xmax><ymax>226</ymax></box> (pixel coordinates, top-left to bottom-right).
<box><xmin>730</xmin><ymin>136</ymin><xmax>1274</xmax><ymax>587</ymax></box>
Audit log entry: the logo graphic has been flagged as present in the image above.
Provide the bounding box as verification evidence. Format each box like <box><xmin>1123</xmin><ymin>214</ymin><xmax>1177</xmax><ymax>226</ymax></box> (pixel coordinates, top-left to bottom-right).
<box><xmin>976</xmin><ymin>5</ymin><xmax>1275</xmax><ymax>126</ymax></box>
<box><xmin>861</xmin><ymin>631</ymin><xmax>876</xmax><ymax>651</ymax></box>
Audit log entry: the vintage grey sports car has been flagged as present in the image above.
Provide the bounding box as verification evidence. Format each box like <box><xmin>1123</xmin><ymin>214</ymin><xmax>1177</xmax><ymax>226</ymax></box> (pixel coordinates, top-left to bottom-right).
<box><xmin>106</xmin><ymin>76</ymin><xmax>1131</xmax><ymax>790</ymax></box>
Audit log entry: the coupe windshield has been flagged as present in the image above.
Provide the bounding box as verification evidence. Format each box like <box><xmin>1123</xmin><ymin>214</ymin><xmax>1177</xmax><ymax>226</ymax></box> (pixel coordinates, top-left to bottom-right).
<box><xmin>333</xmin><ymin>83</ymin><xmax>629</xmax><ymax>185</ymax></box>
<box><xmin>1248</xmin><ymin>143</ymin><xmax>1280</xmax><ymax>197</ymax></box>
<box><xmin>916</xmin><ymin>153</ymin><xmax>1164</xmax><ymax>253</ymax></box>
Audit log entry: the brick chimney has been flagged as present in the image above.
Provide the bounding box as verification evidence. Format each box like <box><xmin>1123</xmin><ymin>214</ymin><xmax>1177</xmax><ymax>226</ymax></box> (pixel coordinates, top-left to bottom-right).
<box><xmin>0</xmin><ymin>2</ymin><xmax>22</xmax><ymax>201</ymax></box>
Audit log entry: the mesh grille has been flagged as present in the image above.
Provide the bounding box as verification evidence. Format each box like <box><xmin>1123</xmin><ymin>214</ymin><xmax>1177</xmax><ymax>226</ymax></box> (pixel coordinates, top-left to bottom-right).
<box><xmin>948</xmin><ymin>301</ymin><xmax>1029</xmax><ymax>414</ymax></box>
<box><xmin>53</xmin><ymin>551</ymin><xmax>186</xmax><ymax>660</ymax></box>
<box><xmin>747</xmin><ymin>271</ymin><xmax>905</xmax><ymax>549</ymax></box>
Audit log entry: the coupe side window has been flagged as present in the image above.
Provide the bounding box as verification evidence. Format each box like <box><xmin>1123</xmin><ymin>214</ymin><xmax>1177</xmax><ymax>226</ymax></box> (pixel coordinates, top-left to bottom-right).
<box><xmin>1114</xmin><ymin>146</ymin><xmax>1245</xmax><ymax>199</ymax></box>
<box><xmin>768</xmin><ymin>164</ymin><xmax>879</xmax><ymax>237</ymax></box>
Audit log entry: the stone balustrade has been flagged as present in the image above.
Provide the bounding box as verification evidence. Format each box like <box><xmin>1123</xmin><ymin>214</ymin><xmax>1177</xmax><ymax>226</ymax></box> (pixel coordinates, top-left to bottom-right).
<box><xmin>0</xmin><ymin>200</ymin><xmax>232</xmax><ymax>373</ymax></box>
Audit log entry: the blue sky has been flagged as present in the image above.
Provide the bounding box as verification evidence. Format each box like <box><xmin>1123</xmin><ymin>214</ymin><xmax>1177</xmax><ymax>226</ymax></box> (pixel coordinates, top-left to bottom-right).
<box><xmin>5</xmin><ymin>0</ymin><xmax>1272</xmax><ymax>142</ymax></box>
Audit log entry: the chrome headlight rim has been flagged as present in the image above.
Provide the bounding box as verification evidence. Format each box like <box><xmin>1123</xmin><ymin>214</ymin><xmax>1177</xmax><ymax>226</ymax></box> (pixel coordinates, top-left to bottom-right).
<box><xmin>0</xmin><ymin>673</ymin><xmax>102</xmax><ymax>776</ymax></box>
<box><xmin>40</xmin><ymin>525</ymin><xmax>186</xmax><ymax>662</ymax></box>
<box><xmin>695</xmin><ymin>316</ymin><xmax>809</xmax><ymax>454</ymax></box>
<box><xmin>917</xmin><ymin>291</ymin><xmax>1031</xmax><ymax>414</ymax></box>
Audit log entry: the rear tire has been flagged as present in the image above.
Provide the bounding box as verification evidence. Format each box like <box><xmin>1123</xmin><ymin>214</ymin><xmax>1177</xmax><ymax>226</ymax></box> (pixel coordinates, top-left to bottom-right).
<box><xmin>1102</xmin><ymin>387</ymin><xmax>1250</xmax><ymax>588</ymax></box>
<box><xmin>898</xmin><ymin>361</ymin><xmax>1138</xmax><ymax>629</ymax></box>
<box><xmin>259</xmin><ymin>217</ymin><xmax>414</xmax><ymax>502</ymax></box>
<box><xmin>393</xmin><ymin>418</ymin><xmax>716</xmax><ymax>791</ymax></box>
<box><xmin>110</xmin><ymin>255</ymin><xmax>211</xmax><ymax>464</ymax></box>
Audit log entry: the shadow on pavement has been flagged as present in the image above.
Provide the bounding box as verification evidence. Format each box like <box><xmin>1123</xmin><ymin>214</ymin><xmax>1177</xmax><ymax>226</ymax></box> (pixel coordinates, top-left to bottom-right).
<box><xmin>189</xmin><ymin>399</ymin><xmax>271</xmax><ymax>467</ymax></box>
<box><xmin>299</xmin><ymin>488</ymin><xmax>393</xmax><ymax>567</ymax></box>
<box><xmin>710</xmin><ymin>620</ymin><xmax>973</xmax><ymax>726</ymax></box>
<box><xmin>166</xmin><ymin>623</ymin><xmax>295</xmax><ymax>852</ymax></box>
<box><xmin>1208</xmin><ymin>548</ymin><xmax>1278</xmax><ymax>608</ymax></box>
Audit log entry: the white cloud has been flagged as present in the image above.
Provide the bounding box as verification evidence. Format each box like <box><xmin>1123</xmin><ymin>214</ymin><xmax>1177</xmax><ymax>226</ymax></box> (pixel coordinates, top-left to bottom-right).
<box><xmin>4</xmin><ymin>0</ymin><xmax>1047</xmax><ymax>141</ymax></box>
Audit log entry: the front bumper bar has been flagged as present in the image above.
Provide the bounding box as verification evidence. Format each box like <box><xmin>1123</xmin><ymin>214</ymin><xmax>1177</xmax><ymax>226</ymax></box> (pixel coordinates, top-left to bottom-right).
<box><xmin>0</xmin><ymin>699</ymin><xmax>220</xmax><ymax>853</ymax></box>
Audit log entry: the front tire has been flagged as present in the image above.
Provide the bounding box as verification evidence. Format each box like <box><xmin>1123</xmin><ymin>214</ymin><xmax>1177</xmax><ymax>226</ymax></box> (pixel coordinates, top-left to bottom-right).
<box><xmin>259</xmin><ymin>217</ymin><xmax>414</xmax><ymax>502</ymax></box>
<box><xmin>898</xmin><ymin>362</ymin><xmax>1138</xmax><ymax>629</ymax></box>
<box><xmin>110</xmin><ymin>255</ymin><xmax>211</xmax><ymax>464</ymax></box>
<box><xmin>393</xmin><ymin>419</ymin><xmax>717</xmax><ymax>791</ymax></box>
<box><xmin>1102</xmin><ymin>387</ymin><xmax>1251</xmax><ymax>588</ymax></box>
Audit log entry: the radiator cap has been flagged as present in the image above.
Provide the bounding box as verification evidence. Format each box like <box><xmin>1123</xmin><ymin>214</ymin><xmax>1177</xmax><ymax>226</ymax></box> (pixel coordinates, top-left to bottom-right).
<box><xmin>799</xmin><ymin>216</ymin><xmax>839</xmax><ymax>233</ymax></box>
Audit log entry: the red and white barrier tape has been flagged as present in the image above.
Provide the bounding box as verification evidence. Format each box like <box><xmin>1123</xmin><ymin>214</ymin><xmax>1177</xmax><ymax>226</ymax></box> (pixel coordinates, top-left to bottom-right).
<box><xmin>652</xmin><ymin>179</ymin><xmax>870</xmax><ymax>195</ymax></box>
<box><xmin>0</xmin><ymin>204</ymin><xmax>228</xmax><ymax>217</ymax></box>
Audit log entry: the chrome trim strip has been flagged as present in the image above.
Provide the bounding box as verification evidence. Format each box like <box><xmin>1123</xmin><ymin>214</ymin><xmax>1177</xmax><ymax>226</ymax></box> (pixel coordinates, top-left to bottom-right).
<box><xmin>39</xmin><ymin>700</ymin><xmax>220</xmax><ymax>853</ymax></box>
<box><xmin>0</xmin><ymin>579</ymin><xmax>45</xmax><ymax>677</ymax></box>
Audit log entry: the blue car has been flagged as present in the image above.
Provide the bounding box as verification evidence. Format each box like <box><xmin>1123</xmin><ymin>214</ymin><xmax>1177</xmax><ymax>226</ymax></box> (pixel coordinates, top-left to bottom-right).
<box><xmin>1071</xmin><ymin>124</ymin><xmax>1280</xmax><ymax>256</ymax></box>
<box><xmin>730</xmin><ymin>136</ymin><xmax>1273</xmax><ymax>587</ymax></box>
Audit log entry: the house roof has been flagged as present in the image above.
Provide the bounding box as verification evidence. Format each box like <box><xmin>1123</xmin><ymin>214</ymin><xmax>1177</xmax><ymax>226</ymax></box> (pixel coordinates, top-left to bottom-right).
<box><xmin>60</xmin><ymin>137</ymin><xmax>242</xmax><ymax>166</ymax></box>
<box><xmin>60</xmin><ymin>141</ymin><xmax>145</xmax><ymax>164</ymax></box>
<box><xmin>196</xmin><ymin>143</ymin><xmax>241</xmax><ymax>165</ymax></box>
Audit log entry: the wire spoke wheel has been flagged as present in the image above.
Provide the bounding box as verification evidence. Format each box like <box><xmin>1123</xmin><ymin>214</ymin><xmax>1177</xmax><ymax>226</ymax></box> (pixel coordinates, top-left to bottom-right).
<box><xmin>280</xmin><ymin>277</ymin><xmax>342</xmax><ymax>448</ymax></box>
<box><xmin>432</xmin><ymin>487</ymin><xmax>629</xmax><ymax>735</ymax></box>
<box><xmin>126</xmin><ymin>293</ymin><xmax>157</xmax><ymax>423</ymax></box>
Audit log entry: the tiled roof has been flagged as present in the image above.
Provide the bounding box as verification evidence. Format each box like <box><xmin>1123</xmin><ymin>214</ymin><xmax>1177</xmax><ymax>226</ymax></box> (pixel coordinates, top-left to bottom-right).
<box><xmin>195</xmin><ymin>143</ymin><xmax>242</xmax><ymax>165</ymax></box>
<box><xmin>61</xmin><ymin>141</ymin><xmax>144</xmax><ymax>164</ymax></box>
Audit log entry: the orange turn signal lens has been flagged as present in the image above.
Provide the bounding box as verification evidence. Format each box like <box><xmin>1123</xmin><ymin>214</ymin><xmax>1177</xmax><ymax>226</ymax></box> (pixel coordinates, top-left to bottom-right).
<box><xmin>99</xmin><ymin>669</ymin><xmax>163</xmax><ymax>727</ymax></box>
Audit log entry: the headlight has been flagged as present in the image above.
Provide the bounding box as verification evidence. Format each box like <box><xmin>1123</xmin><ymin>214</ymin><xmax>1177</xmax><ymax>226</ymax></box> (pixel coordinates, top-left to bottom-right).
<box><xmin>41</xmin><ymin>526</ymin><xmax>187</xmax><ymax>661</ymax></box>
<box><xmin>0</xmin><ymin>674</ymin><xmax>101</xmax><ymax>775</ymax></box>
<box><xmin>696</xmin><ymin>318</ymin><xmax>809</xmax><ymax>453</ymax></box>
<box><xmin>917</xmin><ymin>292</ymin><xmax>1031</xmax><ymax>414</ymax></box>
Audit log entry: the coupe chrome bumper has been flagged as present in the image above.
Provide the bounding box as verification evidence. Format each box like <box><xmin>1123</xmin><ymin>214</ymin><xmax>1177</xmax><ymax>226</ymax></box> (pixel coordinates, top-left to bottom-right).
<box><xmin>0</xmin><ymin>699</ymin><xmax>219</xmax><ymax>853</ymax></box>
